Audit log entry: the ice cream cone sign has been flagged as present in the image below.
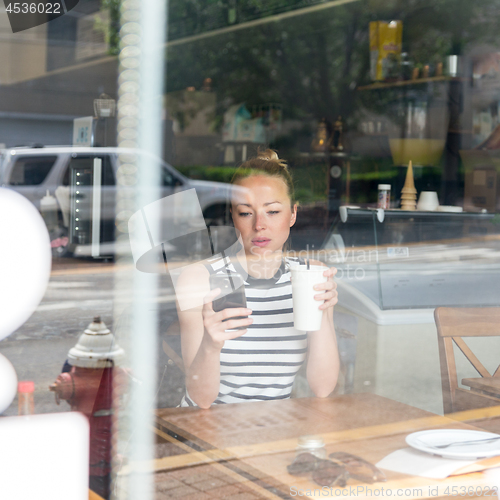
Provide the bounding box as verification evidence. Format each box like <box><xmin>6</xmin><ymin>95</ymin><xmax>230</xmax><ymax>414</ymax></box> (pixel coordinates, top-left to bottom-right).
<box><xmin>401</xmin><ymin>160</ymin><xmax>417</xmax><ymax>210</ymax></box>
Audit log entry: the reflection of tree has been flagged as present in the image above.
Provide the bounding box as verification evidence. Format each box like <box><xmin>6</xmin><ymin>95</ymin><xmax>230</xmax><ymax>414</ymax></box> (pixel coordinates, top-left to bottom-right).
<box><xmin>99</xmin><ymin>0</ymin><xmax>121</xmax><ymax>55</ymax></box>
<box><xmin>165</xmin><ymin>91</ymin><xmax>217</xmax><ymax>134</ymax></box>
<box><xmin>166</xmin><ymin>0</ymin><xmax>500</xmax><ymax>131</ymax></box>
<box><xmin>105</xmin><ymin>0</ymin><xmax>500</xmax><ymax>128</ymax></box>
<box><xmin>166</xmin><ymin>5</ymin><xmax>370</xmax><ymax>126</ymax></box>
<box><xmin>168</xmin><ymin>0</ymin><xmax>335</xmax><ymax>40</ymax></box>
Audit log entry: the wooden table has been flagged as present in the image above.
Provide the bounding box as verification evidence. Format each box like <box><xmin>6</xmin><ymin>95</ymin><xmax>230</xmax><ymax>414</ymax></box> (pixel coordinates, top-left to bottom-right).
<box><xmin>153</xmin><ymin>394</ymin><xmax>500</xmax><ymax>499</ymax></box>
<box><xmin>463</xmin><ymin>377</ymin><xmax>500</xmax><ymax>400</ymax></box>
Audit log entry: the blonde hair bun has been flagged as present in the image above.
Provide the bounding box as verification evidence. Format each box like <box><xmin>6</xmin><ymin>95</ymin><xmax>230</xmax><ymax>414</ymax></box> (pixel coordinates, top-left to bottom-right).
<box><xmin>257</xmin><ymin>149</ymin><xmax>279</xmax><ymax>161</ymax></box>
<box><xmin>231</xmin><ymin>148</ymin><xmax>294</xmax><ymax>203</ymax></box>
<box><xmin>256</xmin><ymin>149</ymin><xmax>287</xmax><ymax>168</ymax></box>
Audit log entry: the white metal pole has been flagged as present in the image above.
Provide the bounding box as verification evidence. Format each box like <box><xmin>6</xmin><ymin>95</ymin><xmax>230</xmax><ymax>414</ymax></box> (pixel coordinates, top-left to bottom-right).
<box><xmin>114</xmin><ymin>0</ymin><xmax>167</xmax><ymax>498</ymax></box>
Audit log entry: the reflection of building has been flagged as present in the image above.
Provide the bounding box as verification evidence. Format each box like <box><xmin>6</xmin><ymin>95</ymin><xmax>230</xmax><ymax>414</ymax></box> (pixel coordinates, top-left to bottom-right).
<box><xmin>0</xmin><ymin>1</ymin><xmax>118</xmax><ymax>147</ymax></box>
<box><xmin>0</xmin><ymin>16</ymin><xmax>47</xmax><ymax>84</ymax></box>
<box><xmin>165</xmin><ymin>90</ymin><xmax>220</xmax><ymax>166</ymax></box>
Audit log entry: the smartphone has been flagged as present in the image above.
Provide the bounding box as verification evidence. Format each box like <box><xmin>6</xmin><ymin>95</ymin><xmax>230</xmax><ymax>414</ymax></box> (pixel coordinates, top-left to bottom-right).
<box><xmin>209</xmin><ymin>273</ymin><xmax>247</xmax><ymax>322</ymax></box>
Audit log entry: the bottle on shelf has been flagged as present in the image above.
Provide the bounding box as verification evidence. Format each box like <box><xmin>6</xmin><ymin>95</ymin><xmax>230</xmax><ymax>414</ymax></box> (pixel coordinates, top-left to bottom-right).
<box><xmin>378</xmin><ymin>184</ymin><xmax>391</xmax><ymax>209</ymax></box>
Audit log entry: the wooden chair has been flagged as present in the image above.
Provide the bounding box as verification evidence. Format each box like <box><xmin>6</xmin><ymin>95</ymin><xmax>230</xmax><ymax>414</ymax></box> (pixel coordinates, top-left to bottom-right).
<box><xmin>435</xmin><ymin>307</ymin><xmax>500</xmax><ymax>414</ymax></box>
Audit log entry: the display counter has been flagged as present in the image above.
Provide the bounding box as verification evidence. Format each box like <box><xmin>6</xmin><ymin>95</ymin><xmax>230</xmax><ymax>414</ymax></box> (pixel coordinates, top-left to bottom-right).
<box><xmin>321</xmin><ymin>207</ymin><xmax>500</xmax><ymax>414</ymax></box>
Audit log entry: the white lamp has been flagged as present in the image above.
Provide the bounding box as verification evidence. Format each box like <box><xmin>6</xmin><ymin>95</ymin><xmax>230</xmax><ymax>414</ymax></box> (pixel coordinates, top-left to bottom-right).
<box><xmin>0</xmin><ymin>188</ymin><xmax>51</xmax><ymax>412</ymax></box>
<box><xmin>0</xmin><ymin>354</ymin><xmax>17</xmax><ymax>414</ymax></box>
<box><xmin>0</xmin><ymin>189</ymin><xmax>51</xmax><ymax>340</ymax></box>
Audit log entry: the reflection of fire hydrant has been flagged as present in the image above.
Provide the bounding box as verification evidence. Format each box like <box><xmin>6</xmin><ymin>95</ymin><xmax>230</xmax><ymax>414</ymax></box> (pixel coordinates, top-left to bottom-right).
<box><xmin>49</xmin><ymin>317</ymin><xmax>125</xmax><ymax>499</ymax></box>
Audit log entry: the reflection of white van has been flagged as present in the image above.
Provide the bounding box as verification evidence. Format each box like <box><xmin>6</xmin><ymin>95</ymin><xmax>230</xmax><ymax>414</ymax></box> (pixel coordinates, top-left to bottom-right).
<box><xmin>0</xmin><ymin>146</ymin><xmax>233</xmax><ymax>257</ymax></box>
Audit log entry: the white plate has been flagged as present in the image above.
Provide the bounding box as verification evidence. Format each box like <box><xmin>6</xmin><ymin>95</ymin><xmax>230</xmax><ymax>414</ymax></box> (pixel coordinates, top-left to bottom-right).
<box><xmin>436</xmin><ymin>205</ymin><xmax>463</xmax><ymax>212</ymax></box>
<box><xmin>406</xmin><ymin>429</ymin><xmax>500</xmax><ymax>460</ymax></box>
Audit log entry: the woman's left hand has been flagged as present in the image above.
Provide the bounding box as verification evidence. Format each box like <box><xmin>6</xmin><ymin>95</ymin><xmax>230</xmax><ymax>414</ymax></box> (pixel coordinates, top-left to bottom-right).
<box><xmin>314</xmin><ymin>267</ymin><xmax>338</xmax><ymax>310</ymax></box>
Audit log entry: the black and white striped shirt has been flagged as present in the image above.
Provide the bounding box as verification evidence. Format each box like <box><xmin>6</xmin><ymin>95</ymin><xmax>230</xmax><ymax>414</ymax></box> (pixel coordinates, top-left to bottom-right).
<box><xmin>181</xmin><ymin>255</ymin><xmax>307</xmax><ymax>406</ymax></box>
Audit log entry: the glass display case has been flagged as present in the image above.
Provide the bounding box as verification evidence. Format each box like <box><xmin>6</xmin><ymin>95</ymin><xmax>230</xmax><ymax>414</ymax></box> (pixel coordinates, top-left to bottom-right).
<box><xmin>324</xmin><ymin>207</ymin><xmax>500</xmax><ymax>310</ymax></box>
<box><xmin>322</xmin><ymin>207</ymin><xmax>500</xmax><ymax>413</ymax></box>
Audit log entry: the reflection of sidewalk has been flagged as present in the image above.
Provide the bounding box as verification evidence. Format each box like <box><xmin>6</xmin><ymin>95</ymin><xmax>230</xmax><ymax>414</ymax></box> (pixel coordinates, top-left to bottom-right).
<box><xmin>50</xmin><ymin>258</ymin><xmax>119</xmax><ymax>276</ymax></box>
<box><xmin>0</xmin><ymin>336</ymin><xmax>77</xmax><ymax>416</ymax></box>
<box><xmin>2</xmin><ymin>256</ymin><xmax>183</xmax><ymax>417</ymax></box>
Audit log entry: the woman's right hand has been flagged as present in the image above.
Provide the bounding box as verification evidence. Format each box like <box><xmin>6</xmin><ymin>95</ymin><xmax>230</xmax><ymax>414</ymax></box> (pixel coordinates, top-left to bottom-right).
<box><xmin>202</xmin><ymin>288</ymin><xmax>253</xmax><ymax>350</ymax></box>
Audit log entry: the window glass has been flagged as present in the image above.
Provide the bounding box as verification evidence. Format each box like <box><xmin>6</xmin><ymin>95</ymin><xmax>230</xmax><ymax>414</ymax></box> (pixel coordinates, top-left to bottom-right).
<box><xmin>6</xmin><ymin>2</ymin><xmax>500</xmax><ymax>500</ymax></box>
<box><xmin>8</xmin><ymin>156</ymin><xmax>57</xmax><ymax>186</ymax></box>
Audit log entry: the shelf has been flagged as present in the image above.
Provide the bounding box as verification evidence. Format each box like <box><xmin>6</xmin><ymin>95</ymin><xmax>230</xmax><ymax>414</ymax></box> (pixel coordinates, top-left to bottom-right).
<box><xmin>358</xmin><ymin>76</ymin><xmax>465</xmax><ymax>91</ymax></box>
<box><xmin>298</xmin><ymin>151</ymin><xmax>348</xmax><ymax>158</ymax></box>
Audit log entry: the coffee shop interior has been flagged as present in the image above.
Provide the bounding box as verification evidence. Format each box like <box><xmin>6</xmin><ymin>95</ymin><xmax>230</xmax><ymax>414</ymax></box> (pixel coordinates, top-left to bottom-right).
<box><xmin>4</xmin><ymin>0</ymin><xmax>500</xmax><ymax>499</ymax></box>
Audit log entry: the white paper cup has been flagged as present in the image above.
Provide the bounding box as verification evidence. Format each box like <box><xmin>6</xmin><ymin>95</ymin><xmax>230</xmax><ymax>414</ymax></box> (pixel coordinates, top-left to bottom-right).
<box><xmin>290</xmin><ymin>264</ymin><xmax>327</xmax><ymax>331</ymax></box>
<box><xmin>417</xmin><ymin>191</ymin><xmax>439</xmax><ymax>211</ymax></box>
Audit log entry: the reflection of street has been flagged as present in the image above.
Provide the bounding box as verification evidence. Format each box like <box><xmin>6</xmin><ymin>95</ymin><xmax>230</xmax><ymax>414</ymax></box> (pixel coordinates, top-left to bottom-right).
<box><xmin>329</xmin><ymin>238</ymin><xmax>500</xmax><ymax>310</ymax></box>
<box><xmin>328</xmin><ymin>237</ymin><xmax>500</xmax><ymax>415</ymax></box>
<box><xmin>0</xmin><ymin>259</ymin><xmax>183</xmax><ymax>416</ymax></box>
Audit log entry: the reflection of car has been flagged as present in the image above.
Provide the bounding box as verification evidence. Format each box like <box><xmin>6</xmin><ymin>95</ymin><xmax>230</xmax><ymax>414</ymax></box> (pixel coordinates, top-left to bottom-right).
<box><xmin>0</xmin><ymin>146</ymin><xmax>233</xmax><ymax>257</ymax></box>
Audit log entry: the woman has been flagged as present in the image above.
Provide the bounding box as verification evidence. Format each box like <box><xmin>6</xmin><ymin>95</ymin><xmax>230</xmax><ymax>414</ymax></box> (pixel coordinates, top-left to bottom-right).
<box><xmin>176</xmin><ymin>150</ymin><xmax>339</xmax><ymax>408</ymax></box>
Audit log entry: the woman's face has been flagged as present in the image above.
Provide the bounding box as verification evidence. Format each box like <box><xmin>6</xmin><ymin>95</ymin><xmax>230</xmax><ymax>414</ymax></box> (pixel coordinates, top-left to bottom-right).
<box><xmin>231</xmin><ymin>175</ymin><xmax>297</xmax><ymax>257</ymax></box>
